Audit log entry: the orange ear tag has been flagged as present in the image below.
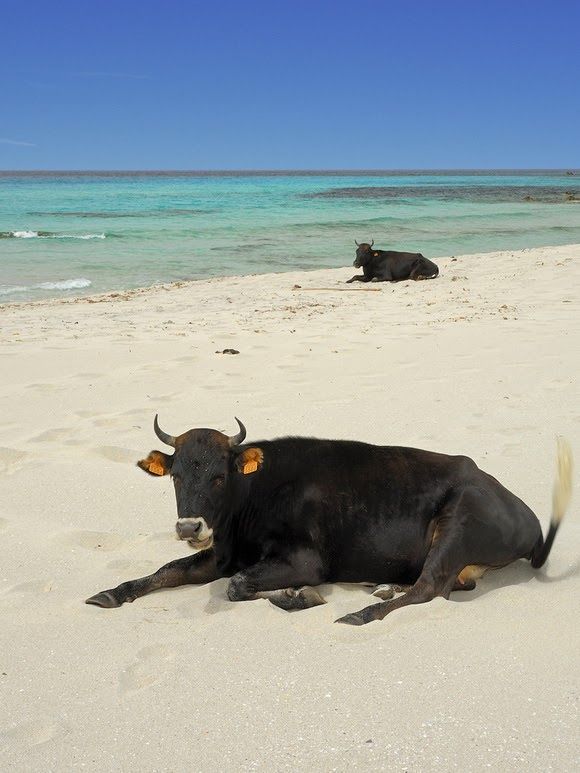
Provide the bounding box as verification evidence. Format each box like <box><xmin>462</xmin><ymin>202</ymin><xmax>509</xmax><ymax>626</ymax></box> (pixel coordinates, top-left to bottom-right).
<box><xmin>149</xmin><ymin>461</ymin><xmax>165</xmax><ymax>476</ymax></box>
<box><xmin>243</xmin><ymin>460</ymin><xmax>258</xmax><ymax>475</ymax></box>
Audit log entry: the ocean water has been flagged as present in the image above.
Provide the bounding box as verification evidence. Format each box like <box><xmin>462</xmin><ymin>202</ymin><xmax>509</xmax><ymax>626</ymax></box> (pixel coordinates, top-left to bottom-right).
<box><xmin>1</xmin><ymin>170</ymin><xmax>579</xmax><ymax>301</ymax></box>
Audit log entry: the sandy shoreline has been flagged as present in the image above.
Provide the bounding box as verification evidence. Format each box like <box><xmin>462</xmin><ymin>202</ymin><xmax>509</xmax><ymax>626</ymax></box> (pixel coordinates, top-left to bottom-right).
<box><xmin>1</xmin><ymin>244</ymin><xmax>579</xmax><ymax>771</ymax></box>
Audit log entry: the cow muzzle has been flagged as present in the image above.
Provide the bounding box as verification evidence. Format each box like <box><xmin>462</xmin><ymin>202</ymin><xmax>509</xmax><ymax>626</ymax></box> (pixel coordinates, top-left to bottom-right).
<box><xmin>175</xmin><ymin>517</ymin><xmax>214</xmax><ymax>549</ymax></box>
<box><xmin>353</xmin><ymin>259</ymin><xmax>361</xmax><ymax>268</ymax></box>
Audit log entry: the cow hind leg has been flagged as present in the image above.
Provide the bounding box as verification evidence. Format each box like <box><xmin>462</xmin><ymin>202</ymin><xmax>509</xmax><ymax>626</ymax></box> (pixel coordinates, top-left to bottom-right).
<box><xmin>454</xmin><ymin>564</ymin><xmax>488</xmax><ymax>591</ymax></box>
<box><xmin>410</xmin><ymin>257</ymin><xmax>438</xmax><ymax>280</ymax></box>
<box><xmin>336</xmin><ymin>547</ymin><xmax>463</xmax><ymax>625</ymax></box>
<box><xmin>336</xmin><ymin>493</ymin><xmax>484</xmax><ymax>625</ymax></box>
<box><xmin>409</xmin><ymin>260</ymin><xmax>425</xmax><ymax>280</ymax></box>
<box><xmin>335</xmin><ymin>576</ymin><xmax>451</xmax><ymax>626</ymax></box>
<box><xmin>410</xmin><ymin>266</ymin><xmax>429</xmax><ymax>280</ymax></box>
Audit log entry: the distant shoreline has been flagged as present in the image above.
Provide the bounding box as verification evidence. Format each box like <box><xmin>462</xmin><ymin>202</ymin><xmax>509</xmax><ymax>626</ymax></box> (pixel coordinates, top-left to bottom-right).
<box><xmin>2</xmin><ymin>172</ymin><xmax>579</xmax><ymax>302</ymax></box>
<box><xmin>2</xmin><ymin>243</ymin><xmax>580</xmax><ymax>311</ymax></box>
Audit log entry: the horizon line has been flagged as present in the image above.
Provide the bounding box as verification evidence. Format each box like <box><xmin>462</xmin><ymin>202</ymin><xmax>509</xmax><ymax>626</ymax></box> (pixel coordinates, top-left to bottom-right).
<box><xmin>1</xmin><ymin>167</ymin><xmax>578</xmax><ymax>175</ymax></box>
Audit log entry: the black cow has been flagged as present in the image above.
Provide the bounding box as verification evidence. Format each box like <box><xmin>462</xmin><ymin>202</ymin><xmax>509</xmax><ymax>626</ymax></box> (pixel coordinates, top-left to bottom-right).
<box><xmin>86</xmin><ymin>417</ymin><xmax>572</xmax><ymax>626</ymax></box>
<box><xmin>347</xmin><ymin>240</ymin><xmax>439</xmax><ymax>283</ymax></box>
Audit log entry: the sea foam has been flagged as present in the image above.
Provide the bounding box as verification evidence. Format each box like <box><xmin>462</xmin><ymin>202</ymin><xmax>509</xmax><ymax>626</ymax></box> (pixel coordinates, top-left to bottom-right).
<box><xmin>1</xmin><ymin>230</ymin><xmax>106</xmax><ymax>239</ymax></box>
<box><xmin>0</xmin><ymin>278</ymin><xmax>92</xmax><ymax>296</ymax></box>
<box><xmin>12</xmin><ymin>230</ymin><xmax>38</xmax><ymax>238</ymax></box>
<box><xmin>37</xmin><ymin>278</ymin><xmax>93</xmax><ymax>290</ymax></box>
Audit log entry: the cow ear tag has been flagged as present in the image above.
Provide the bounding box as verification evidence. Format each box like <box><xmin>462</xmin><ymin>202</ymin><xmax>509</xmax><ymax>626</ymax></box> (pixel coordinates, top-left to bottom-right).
<box><xmin>238</xmin><ymin>447</ymin><xmax>263</xmax><ymax>475</ymax></box>
<box><xmin>374</xmin><ymin>252</ymin><xmax>379</xmax><ymax>257</ymax></box>
<box><xmin>137</xmin><ymin>451</ymin><xmax>171</xmax><ymax>476</ymax></box>
<box><xmin>149</xmin><ymin>461</ymin><xmax>166</xmax><ymax>476</ymax></box>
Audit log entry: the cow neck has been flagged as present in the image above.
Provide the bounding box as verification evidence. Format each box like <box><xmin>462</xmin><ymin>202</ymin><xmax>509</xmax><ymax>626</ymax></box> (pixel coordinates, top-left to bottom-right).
<box><xmin>212</xmin><ymin>472</ymin><xmax>254</xmax><ymax>567</ymax></box>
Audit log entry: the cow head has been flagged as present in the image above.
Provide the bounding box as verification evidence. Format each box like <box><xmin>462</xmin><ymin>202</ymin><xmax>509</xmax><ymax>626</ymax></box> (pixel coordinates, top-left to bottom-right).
<box><xmin>137</xmin><ymin>415</ymin><xmax>263</xmax><ymax>549</ymax></box>
<box><xmin>354</xmin><ymin>239</ymin><xmax>374</xmax><ymax>267</ymax></box>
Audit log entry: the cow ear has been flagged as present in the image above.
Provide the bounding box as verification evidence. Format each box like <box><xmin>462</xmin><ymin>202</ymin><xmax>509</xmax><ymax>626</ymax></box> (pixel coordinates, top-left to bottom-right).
<box><xmin>137</xmin><ymin>450</ymin><xmax>173</xmax><ymax>476</ymax></box>
<box><xmin>235</xmin><ymin>447</ymin><xmax>264</xmax><ymax>475</ymax></box>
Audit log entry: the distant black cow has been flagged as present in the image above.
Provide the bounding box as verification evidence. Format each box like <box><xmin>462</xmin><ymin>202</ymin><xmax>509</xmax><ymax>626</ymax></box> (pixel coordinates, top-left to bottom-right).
<box><xmin>86</xmin><ymin>416</ymin><xmax>572</xmax><ymax>626</ymax></box>
<box><xmin>347</xmin><ymin>240</ymin><xmax>439</xmax><ymax>283</ymax></box>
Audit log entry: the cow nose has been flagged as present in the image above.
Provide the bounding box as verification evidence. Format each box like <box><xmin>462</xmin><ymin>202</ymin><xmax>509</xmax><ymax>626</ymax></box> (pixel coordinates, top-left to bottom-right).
<box><xmin>176</xmin><ymin>520</ymin><xmax>202</xmax><ymax>539</ymax></box>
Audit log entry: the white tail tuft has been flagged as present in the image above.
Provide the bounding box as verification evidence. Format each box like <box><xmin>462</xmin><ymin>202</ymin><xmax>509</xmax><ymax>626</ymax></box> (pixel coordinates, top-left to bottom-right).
<box><xmin>552</xmin><ymin>437</ymin><xmax>573</xmax><ymax>524</ymax></box>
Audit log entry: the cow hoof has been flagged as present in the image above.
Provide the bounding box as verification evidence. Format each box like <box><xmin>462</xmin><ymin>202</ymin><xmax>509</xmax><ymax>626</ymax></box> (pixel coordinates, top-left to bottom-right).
<box><xmin>268</xmin><ymin>587</ymin><xmax>326</xmax><ymax>611</ymax></box>
<box><xmin>268</xmin><ymin>590</ymin><xmax>299</xmax><ymax>611</ymax></box>
<box><xmin>372</xmin><ymin>584</ymin><xmax>395</xmax><ymax>600</ymax></box>
<box><xmin>334</xmin><ymin>612</ymin><xmax>366</xmax><ymax>626</ymax></box>
<box><xmin>373</xmin><ymin>584</ymin><xmax>409</xmax><ymax>599</ymax></box>
<box><xmin>298</xmin><ymin>587</ymin><xmax>326</xmax><ymax>607</ymax></box>
<box><xmin>85</xmin><ymin>591</ymin><xmax>122</xmax><ymax>608</ymax></box>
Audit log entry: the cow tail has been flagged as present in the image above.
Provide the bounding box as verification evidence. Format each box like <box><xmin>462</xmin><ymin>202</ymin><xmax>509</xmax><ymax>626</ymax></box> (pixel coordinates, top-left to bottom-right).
<box><xmin>531</xmin><ymin>437</ymin><xmax>573</xmax><ymax>568</ymax></box>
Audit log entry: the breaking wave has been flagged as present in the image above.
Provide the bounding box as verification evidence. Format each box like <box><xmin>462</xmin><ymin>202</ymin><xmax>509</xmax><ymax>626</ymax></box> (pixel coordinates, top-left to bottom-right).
<box><xmin>0</xmin><ymin>230</ymin><xmax>106</xmax><ymax>239</ymax></box>
<box><xmin>0</xmin><ymin>278</ymin><xmax>92</xmax><ymax>297</ymax></box>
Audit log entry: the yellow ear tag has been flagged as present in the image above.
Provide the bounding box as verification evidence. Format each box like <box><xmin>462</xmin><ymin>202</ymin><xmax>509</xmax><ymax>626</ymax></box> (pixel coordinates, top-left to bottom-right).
<box><xmin>149</xmin><ymin>461</ymin><xmax>165</xmax><ymax>476</ymax></box>
<box><xmin>243</xmin><ymin>460</ymin><xmax>258</xmax><ymax>475</ymax></box>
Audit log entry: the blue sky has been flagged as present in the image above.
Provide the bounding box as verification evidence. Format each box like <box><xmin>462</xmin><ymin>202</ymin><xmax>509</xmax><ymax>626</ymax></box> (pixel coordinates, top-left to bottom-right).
<box><xmin>1</xmin><ymin>0</ymin><xmax>579</xmax><ymax>169</ymax></box>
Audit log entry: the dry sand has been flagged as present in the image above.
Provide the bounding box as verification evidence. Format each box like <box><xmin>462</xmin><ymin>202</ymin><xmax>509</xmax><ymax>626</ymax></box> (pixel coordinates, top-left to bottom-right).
<box><xmin>0</xmin><ymin>244</ymin><xmax>578</xmax><ymax>772</ymax></box>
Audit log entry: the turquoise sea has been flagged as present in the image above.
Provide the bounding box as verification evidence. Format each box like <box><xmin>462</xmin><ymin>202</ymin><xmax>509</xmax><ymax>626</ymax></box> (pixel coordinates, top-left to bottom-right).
<box><xmin>1</xmin><ymin>170</ymin><xmax>579</xmax><ymax>301</ymax></box>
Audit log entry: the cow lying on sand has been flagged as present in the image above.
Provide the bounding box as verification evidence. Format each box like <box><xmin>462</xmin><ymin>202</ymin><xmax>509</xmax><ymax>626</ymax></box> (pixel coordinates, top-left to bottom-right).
<box><xmin>348</xmin><ymin>240</ymin><xmax>439</xmax><ymax>283</ymax></box>
<box><xmin>87</xmin><ymin>417</ymin><xmax>572</xmax><ymax>626</ymax></box>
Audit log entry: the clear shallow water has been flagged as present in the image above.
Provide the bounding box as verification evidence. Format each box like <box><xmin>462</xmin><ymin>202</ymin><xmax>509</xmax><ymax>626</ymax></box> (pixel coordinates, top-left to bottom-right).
<box><xmin>1</xmin><ymin>170</ymin><xmax>579</xmax><ymax>301</ymax></box>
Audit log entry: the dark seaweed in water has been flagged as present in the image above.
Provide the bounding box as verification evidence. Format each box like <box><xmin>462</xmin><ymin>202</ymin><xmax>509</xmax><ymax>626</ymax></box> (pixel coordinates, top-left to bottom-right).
<box><xmin>304</xmin><ymin>185</ymin><xmax>580</xmax><ymax>203</ymax></box>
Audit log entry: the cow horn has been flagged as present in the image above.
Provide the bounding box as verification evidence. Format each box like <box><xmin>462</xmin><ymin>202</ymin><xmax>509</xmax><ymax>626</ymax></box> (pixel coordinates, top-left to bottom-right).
<box><xmin>228</xmin><ymin>417</ymin><xmax>246</xmax><ymax>447</ymax></box>
<box><xmin>355</xmin><ymin>239</ymin><xmax>359</xmax><ymax>246</ymax></box>
<box><xmin>370</xmin><ymin>239</ymin><xmax>374</xmax><ymax>247</ymax></box>
<box><xmin>153</xmin><ymin>414</ymin><xmax>176</xmax><ymax>447</ymax></box>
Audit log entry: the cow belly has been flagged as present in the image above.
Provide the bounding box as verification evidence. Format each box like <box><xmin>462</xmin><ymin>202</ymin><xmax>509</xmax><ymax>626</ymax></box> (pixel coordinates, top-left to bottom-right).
<box><xmin>327</xmin><ymin>527</ymin><xmax>428</xmax><ymax>585</ymax></box>
<box><xmin>331</xmin><ymin>557</ymin><xmax>421</xmax><ymax>585</ymax></box>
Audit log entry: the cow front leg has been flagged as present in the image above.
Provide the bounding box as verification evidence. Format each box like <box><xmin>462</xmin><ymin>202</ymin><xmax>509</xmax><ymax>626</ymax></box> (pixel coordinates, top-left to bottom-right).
<box><xmin>266</xmin><ymin>586</ymin><xmax>326</xmax><ymax>611</ymax></box>
<box><xmin>336</xmin><ymin>492</ymin><xmax>478</xmax><ymax>625</ymax></box>
<box><xmin>86</xmin><ymin>548</ymin><xmax>219</xmax><ymax>608</ymax></box>
<box><xmin>227</xmin><ymin>553</ymin><xmax>326</xmax><ymax>611</ymax></box>
<box><xmin>346</xmin><ymin>274</ymin><xmax>370</xmax><ymax>283</ymax></box>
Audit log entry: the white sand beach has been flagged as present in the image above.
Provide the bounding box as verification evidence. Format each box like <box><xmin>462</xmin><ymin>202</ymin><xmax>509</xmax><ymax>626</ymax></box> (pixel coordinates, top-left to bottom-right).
<box><xmin>0</xmin><ymin>244</ymin><xmax>578</xmax><ymax>772</ymax></box>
